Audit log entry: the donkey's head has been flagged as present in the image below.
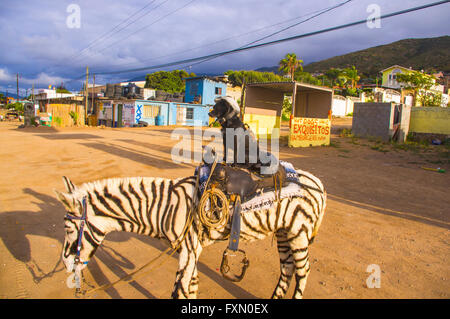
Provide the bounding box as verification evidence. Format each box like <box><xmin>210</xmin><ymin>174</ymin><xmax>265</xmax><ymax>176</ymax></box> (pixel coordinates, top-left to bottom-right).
<box><xmin>54</xmin><ymin>177</ymin><xmax>102</xmax><ymax>274</ymax></box>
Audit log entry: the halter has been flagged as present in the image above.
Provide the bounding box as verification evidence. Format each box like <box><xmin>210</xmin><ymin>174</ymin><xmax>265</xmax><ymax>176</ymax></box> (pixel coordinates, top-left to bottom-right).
<box><xmin>65</xmin><ymin>196</ymin><xmax>89</xmax><ymax>266</ymax></box>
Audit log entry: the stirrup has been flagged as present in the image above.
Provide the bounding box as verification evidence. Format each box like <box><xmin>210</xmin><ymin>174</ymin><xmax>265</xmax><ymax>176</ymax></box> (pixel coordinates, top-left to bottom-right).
<box><xmin>220</xmin><ymin>248</ymin><xmax>250</xmax><ymax>282</ymax></box>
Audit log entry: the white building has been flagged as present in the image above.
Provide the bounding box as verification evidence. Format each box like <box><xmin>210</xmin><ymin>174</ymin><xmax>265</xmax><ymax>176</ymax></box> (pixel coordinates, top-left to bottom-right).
<box><xmin>35</xmin><ymin>88</ymin><xmax>76</xmax><ymax>100</ymax></box>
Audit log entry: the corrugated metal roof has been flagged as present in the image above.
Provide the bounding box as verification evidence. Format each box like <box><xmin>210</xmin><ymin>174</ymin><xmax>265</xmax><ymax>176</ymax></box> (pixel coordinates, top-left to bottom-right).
<box><xmin>245</xmin><ymin>81</ymin><xmax>333</xmax><ymax>93</ymax></box>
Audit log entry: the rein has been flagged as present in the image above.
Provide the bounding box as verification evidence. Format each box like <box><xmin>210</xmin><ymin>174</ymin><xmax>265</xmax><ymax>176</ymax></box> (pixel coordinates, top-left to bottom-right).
<box><xmin>65</xmin><ymin>197</ymin><xmax>89</xmax><ymax>266</ymax></box>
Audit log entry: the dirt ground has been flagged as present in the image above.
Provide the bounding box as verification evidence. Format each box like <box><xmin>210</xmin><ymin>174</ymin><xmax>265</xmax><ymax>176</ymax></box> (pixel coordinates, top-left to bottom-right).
<box><xmin>0</xmin><ymin>118</ymin><xmax>448</xmax><ymax>299</ymax></box>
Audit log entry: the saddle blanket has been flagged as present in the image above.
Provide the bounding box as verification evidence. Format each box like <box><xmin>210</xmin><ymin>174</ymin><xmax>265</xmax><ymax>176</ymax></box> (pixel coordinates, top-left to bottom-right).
<box><xmin>241</xmin><ymin>182</ymin><xmax>303</xmax><ymax>212</ymax></box>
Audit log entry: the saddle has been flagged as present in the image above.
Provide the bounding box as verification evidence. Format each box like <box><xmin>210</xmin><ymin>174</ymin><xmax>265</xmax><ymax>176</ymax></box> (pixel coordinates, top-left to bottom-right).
<box><xmin>208</xmin><ymin>163</ymin><xmax>288</xmax><ymax>202</ymax></box>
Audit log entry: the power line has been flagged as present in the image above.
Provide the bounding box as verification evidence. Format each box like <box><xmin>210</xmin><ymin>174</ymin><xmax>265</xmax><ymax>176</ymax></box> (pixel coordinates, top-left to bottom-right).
<box><xmin>243</xmin><ymin>0</ymin><xmax>353</xmax><ymax>48</ymax></box>
<box><xmin>65</xmin><ymin>0</ymin><xmax>169</xmax><ymax>66</ymax></box>
<box><xmin>92</xmin><ymin>0</ymin><xmax>449</xmax><ymax>76</ymax></box>
<box><xmin>98</xmin><ymin>2</ymin><xmax>352</xmax><ymax>71</ymax></box>
<box><xmin>188</xmin><ymin>0</ymin><xmax>353</xmax><ymax>68</ymax></box>
<box><xmin>68</xmin><ymin>0</ymin><xmax>160</xmax><ymax>60</ymax></box>
<box><xmin>95</xmin><ymin>0</ymin><xmax>198</xmax><ymax>56</ymax></box>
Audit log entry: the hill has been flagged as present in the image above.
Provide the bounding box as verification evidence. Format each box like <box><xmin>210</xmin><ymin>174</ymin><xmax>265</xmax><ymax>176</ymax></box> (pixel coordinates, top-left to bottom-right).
<box><xmin>0</xmin><ymin>91</ymin><xmax>21</xmax><ymax>99</ymax></box>
<box><xmin>257</xmin><ymin>36</ymin><xmax>450</xmax><ymax>78</ymax></box>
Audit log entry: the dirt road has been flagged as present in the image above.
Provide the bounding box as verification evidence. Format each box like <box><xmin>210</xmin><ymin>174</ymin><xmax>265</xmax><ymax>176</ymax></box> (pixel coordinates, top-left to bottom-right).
<box><xmin>0</xmin><ymin>119</ymin><xmax>448</xmax><ymax>299</ymax></box>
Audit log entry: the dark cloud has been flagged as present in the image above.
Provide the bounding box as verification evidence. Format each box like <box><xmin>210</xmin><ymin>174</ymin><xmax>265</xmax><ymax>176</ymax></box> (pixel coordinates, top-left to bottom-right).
<box><xmin>0</xmin><ymin>0</ymin><xmax>448</xmax><ymax>92</ymax></box>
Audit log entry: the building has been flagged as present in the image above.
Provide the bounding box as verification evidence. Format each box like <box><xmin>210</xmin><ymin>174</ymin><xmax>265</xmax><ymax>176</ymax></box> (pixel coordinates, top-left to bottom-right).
<box><xmin>184</xmin><ymin>76</ymin><xmax>227</xmax><ymax>105</ymax></box>
<box><xmin>380</xmin><ymin>65</ymin><xmax>413</xmax><ymax>89</ymax></box>
<box><xmin>120</xmin><ymin>80</ymin><xmax>146</xmax><ymax>88</ymax></box>
<box><xmin>380</xmin><ymin>65</ymin><xmax>446</xmax><ymax>106</ymax></box>
<box><xmin>97</xmin><ymin>99</ymin><xmax>210</xmax><ymax>127</ymax></box>
<box><xmin>243</xmin><ymin>81</ymin><xmax>333</xmax><ymax>146</ymax></box>
<box><xmin>34</xmin><ymin>88</ymin><xmax>76</xmax><ymax>100</ymax></box>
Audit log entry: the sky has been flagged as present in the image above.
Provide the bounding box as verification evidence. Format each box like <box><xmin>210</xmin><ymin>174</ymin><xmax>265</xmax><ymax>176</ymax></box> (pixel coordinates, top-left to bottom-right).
<box><xmin>0</xmin><ymin>0</ymin><xmax>449</xmax><ymax>94</ymax></box>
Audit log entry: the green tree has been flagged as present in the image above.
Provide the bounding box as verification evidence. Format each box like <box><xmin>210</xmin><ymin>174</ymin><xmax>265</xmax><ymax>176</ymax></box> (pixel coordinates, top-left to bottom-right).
<box><xmin>294</xmin><ymin>71</ymin><xmax>320</xmax><ymax>85</ymax></box>
<box><xmin>343</xmin><ymin>66</ymin><xmax>360</xmax><ymax>89</ymax></box>
<box><xmin>336</xmin><ymin>74</ymin><xmax>348</xmax><ymax>88</ymax></box>
<box><xmin>56</xmin><ymin>83</ymin><xmax>71</xmax><ymax>94</ymax></box>
<box><xmin>145</xmin><ymin>70</ymin><xmax>195</xmax><ymax>93</ymax></box>
<box><xmin>224</xmin><ymin>70</ymin><xmax>286</xmax><ymax>87</ymax></box>
<box><xmin>396</xmin><ymin>71</ymin><xmax>437</xmax><ymax>106</ymax></box>
<box><xmin>325</xmin><ymin>68</ymin><xmax>343</xmax><ymax>87</ymax></box>
<box><xmin>278</xmin><ymin>53</ymin><xmax>303</xmax><ymax>81</ymax></box>
<box><xmin>281</xmin><ymin>96</ymin><xmax>292</xmax><ymax>121</ymax></box>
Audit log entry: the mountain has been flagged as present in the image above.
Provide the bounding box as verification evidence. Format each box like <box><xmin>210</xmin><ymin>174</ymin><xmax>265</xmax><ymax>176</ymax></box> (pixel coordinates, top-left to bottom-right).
<box><xmin>257</xmin><ymin>36</ymin><xmax>450</xmax><ymax>78</ymax></box>
<box><xmin>0</xmin><ymin>91</ymin><xmax>21</xmax><ymax>99</ymax></box>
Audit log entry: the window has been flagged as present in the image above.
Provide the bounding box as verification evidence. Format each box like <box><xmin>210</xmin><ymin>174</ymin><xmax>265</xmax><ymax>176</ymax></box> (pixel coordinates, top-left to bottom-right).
<box><xmin>186</xmin><ymin>107</ymin><xmax>194</xmax><ymax>120</ymax></box>
<box><xmin>215</xmin><ymin>87</ymin><xmax>222</xmax><ymax>95</ymax></box>
<box><xmin>143</xmin><ymin>104</ymin><xmax>160</xmax><ymax>117</ymax></box>
<box><xmin>190</xmin><ymin>82</ymin><xmax>199</xmax><ymax>96</ymax></box>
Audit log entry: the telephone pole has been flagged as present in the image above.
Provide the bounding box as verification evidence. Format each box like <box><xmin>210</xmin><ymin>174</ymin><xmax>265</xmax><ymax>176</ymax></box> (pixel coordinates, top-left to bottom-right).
<box><xmin>85</xmin><ymin>66</ymin><xmax>89</xmax><ymax>124</ymax></box>
<box><xmin>16</xmin><ymin>73</ymin><xmax>19</xmax><ymax>100</ymax></box>
<box><xmin>91</xmin><ymin>73</ymin><xmax>95</xmax><ymax>125</ymax></box>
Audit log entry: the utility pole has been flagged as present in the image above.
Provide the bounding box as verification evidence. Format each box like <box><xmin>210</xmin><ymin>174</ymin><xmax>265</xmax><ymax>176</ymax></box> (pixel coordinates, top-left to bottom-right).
<box><xmin>85</xmin><ymin>66</ymin><xmax>89</xmax><ymax>124</ymax></box>
<box><xmin>16</xmin><ymin>73</ymin><xmax>19</xmax><ymax>101</ymax></box>
<box><xmin>32</xmin><ymin>83</ymin><xmax>34</xmax><ymax>104</ymax></box>
<box><xmin>91</xmin><ymin>74</ymin><xmax>95</xmax><ymax>124</ymax></box>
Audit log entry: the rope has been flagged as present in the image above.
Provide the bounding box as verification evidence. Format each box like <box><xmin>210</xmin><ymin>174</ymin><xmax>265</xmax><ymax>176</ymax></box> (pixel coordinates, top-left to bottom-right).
<box><xmin>198</xmin><ymin>187</ymin><xmax>229</xmax><ymax>230</ymax></box>
<box><xmin>197</xmin><ymin>160</ymin><xmax>230</xmax><ymax>230</ymax></box>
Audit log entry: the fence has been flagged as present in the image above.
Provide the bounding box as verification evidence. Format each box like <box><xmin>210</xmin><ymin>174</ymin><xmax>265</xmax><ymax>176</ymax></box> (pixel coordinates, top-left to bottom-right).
<box><xmin>45</xmin><ymin>103</ymin><xmax>85</xmax><ymax>127</ymax></box>
<box><xmin>332</xmin><ymin>95</ymin><xmax>360</xmax><ymax>116</ymax></box>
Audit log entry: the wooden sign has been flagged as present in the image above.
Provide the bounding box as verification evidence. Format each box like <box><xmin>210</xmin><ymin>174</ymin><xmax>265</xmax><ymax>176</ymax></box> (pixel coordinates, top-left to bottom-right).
<box><xmin>289</xmin><ymin>117</ymin><xmax>331</xmax><ymax>147</ymax></box>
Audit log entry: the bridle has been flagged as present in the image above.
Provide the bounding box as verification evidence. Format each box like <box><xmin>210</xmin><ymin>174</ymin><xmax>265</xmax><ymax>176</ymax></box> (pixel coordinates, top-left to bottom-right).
<box><xmin>65</xmin><ymin>196</ymin><xmax>89</xmax><ymax>267</ymax></box>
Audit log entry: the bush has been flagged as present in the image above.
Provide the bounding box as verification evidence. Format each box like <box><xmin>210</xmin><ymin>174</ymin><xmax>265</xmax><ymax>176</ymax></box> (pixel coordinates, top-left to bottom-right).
<box><xmin>282</xmin><ymin>97</ymin><xmax>292</xmax><ymax>121</ymax></box>
<box><xmin>6</xmin><ymin>102</ymin><xmax>23</xmax><ymax>113</ymax></box>
<box><xmin>69</xmin><ymin>111</ymin><xmax>78</xmax><ymax>124</ymax></box>
<box><xmin>53</xmin><ymin>116</ymin><xmax>62</xmax><ymax>126</ymax></box>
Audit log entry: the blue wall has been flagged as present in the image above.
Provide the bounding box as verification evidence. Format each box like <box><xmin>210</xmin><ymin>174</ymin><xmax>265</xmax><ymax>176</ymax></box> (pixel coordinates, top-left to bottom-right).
<box><xmin>135</xmin><ymin>100</ymin><xmax>210</xmax><ymax>126</ymax></box>
<box><xmin>185</xmin><ymin>77</ymin><xmax>227</xmax><ymax>105</ymax></box>
<box><xmin>135</xmin><ymin>100</ymin><xmax>170</xmax><ymax>125</ymax></box>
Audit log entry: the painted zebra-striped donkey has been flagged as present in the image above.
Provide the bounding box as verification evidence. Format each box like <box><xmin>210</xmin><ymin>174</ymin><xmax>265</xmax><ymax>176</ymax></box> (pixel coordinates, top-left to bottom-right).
<box><xmin>55</xmin><ymin>169</ymin><xmax>326</xmax><ymax>299</ymax></box>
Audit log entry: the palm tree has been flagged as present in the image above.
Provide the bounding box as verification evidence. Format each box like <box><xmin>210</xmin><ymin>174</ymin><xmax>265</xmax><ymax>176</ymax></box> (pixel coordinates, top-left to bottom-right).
<box><xmin>343</xmin><ymin>66</ymin><xmax>360</xmax><ymax>89</ymax></box>
<box><xmin>279</xmin><ymin>53</ymin><xmax>303</xmax><ymax>81</ymax></box>
<box><xmin>325</xmin><ymin>68</ymin><xmax>342</xmax><ymax>87</ymax></box>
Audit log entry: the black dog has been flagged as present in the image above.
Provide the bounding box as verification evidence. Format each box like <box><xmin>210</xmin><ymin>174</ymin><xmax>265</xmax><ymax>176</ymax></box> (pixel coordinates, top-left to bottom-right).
<box><xmin>208</xmin><ymin>96</ymin><xmax>276</xmax><ymax>174</ymax></box>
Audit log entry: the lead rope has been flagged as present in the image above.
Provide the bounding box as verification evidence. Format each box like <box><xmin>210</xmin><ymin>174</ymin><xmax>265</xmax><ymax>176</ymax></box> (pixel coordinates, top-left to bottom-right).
<box><xmin>271</xmin><ymin>174</ymin><xmax>282</xmax><ymax>247</ymax></box>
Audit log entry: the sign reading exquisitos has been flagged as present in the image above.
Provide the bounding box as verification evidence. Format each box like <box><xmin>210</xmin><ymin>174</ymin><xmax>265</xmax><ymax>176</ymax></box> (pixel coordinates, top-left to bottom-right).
<box><xmin>289</xmin><ymin>117</ymin><xmax>331</xmax><ymax>147</ymax></box>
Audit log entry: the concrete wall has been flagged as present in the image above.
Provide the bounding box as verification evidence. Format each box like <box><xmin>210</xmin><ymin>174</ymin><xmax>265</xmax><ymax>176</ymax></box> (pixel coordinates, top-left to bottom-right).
<box><xmin>352</xmin><ymin>103</ymin><xmax>396</xmax><ymax>142</ymax></box>
<box><xmin>397</xmin><ymin>104</ymin><xmax>412</xmax><ymax>142</ymax></box>
<box><xmin>409</xmin><ymin>107</ymin><xmax>450</xmax><ymax>134</ymax></box>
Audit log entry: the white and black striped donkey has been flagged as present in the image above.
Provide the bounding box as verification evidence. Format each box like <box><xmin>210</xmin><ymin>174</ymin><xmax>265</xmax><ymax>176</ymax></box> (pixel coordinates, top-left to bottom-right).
<box><xmin>56</xmin><ymin>168</ymin><xmax>326</xmax><ymax>299</ymax></box>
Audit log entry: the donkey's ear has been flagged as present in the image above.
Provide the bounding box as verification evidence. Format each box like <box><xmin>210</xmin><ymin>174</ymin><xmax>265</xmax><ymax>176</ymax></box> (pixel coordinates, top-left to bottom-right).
<box><xmin>62</xmin><ymin>176</ymin><xmax>77</xmax><ymax>194</ymax></box>
<box><xmin>54</xmin><ymin>189</ymin><xmax>75</xmax><ymax>211</ymax></box>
